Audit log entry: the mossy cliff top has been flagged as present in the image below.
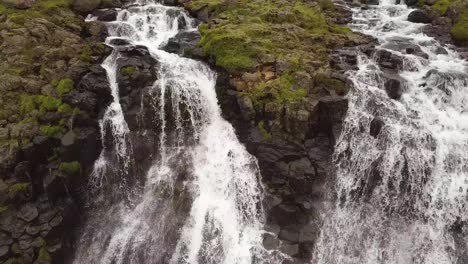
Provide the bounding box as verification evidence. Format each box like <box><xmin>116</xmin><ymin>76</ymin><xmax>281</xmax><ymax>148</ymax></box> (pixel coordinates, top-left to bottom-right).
<box><xmin>184</xmin><ymin>0</ymin><xmax>371</xmax><ymax>140</ymax></box>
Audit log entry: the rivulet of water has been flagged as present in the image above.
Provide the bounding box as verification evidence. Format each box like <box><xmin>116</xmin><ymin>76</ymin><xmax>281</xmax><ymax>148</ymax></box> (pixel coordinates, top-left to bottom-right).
<box><xmin>313</xmin><ymin>0</ymin><xmax>468</xmax><ymax>263</ymax></box>
<box><xmin>74</xmin><ymin>2</ymin><xmax>284</xmax><ymax>264</ymax></box>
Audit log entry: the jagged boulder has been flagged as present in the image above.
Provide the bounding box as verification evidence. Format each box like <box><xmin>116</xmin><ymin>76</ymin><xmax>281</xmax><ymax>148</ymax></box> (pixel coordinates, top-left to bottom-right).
<box><xmin>162</xmin><ymin>31</ymin><xmax>201</xmax><ymax>54</ymax></box>
<box><xmin>384</xmin><ymin>78</ymin><xmax>404</xmax><ymax>100</ymax></box>
<box><xmin>78</xmin><ymin>65</ymin><xmax>113</xmax><ymax>106</ymax></box>
<box><xmin>375</xmin><ymin>49</ymin><xmax>404</xmax><ymax>71</ymax></box>
<box><xmin>408</xmin><ymin>9</ymin><xmax>436</xmax><ymax>24</ymax></box>
<box><xmin>92</xmin><ymin>8</ymin><xmax>119</xmax><ymax>21</ymax></box>
<box><xmin>370</xmin><ymin>117</ymin><xmax>385</xmax><ymax>138</ymax></box>
<box><xmin>382</xmin><ymin>37</ymin><xmax>429</xmax><ymax>59</ymax></box>
<box><xmin>116</xmin><ymin>45</ymin><xmax>158</xmax><ymax>97</ymax></box>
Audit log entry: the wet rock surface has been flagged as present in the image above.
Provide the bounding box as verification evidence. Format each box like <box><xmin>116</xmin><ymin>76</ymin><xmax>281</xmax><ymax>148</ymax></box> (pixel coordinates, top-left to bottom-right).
<box><xmin>162</xmin><ymin>30</ymin><xmax>201</xmax><ymax>54</ymax></box>
<box><xmin>0</xmin><ymin>1</ymin><xmax>112</xmax><ymax>263</ymax></box>
<box><xmin>116</xmin><ymin>45</ymin><xmax>159</xmax><ymax>97</ymax></box>
<box><xmin>407</xmin><ymin>8</ymin><xmax>436</xmax><ymax>24</ymax></box>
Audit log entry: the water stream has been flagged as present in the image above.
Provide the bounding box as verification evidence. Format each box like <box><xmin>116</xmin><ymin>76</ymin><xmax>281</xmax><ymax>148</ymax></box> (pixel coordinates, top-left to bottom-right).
<box><xmin>73</xmin><ymin>2</ymin><xmax>283</xmax><ymax>263</ymax></box>
<box><xmin>314</xmin><ymin>0</ymin><xmax>468</xmax><ymax>263</ymax></box>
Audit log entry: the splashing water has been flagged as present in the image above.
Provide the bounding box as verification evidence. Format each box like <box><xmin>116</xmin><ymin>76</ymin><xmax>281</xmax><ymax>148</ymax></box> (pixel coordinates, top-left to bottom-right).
<box><xmin>74</xmin><ymin>2</ymin><xmax>284</xmax><ymax>264</ymax></box>
<box><xmin>313</xmin><ymin>1</ymin><xmax>468</xmax><ymax>264</ymax></box>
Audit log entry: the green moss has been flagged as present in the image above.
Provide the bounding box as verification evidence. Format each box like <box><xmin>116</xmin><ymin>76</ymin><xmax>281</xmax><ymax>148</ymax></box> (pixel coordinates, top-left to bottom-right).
<box><xmin>0</xmin><ymin>0</ymin><xmax>73</xmax><ymax>20</ymax></box>
<box><xmin>200</xmin><ymin>27</ymin><xmax>257</xmax><ymax>71</ymax></box>
<box><xmin>7</xmin><ymin>67</ymin><xmax>25</xmax><ymax>76</ymax></box>
<box><xmin>186</xmin><ymin>0</ymin><xmax>224</xmax><ymax>11</ymax></box>
<box><xmin>120</xmin><ymin>66</ymin><xmax>136</xmax><ymax>77</ymax></box>
<box><xmin>58</xmin><ymin>103</ymin><xmax>73</xmax><ymax>113</ymax></box>
<box><xmin>40</xmin><ymin>125</ymin><xmax>64</xmax><ymax>137</ymax></box>
<box><xmin>246</xmin><ymin>73</ymin><xmax>307</xmax><ymax>105</ymax></box>
<box><xmin>37</xmin><ymin>246</ymin><xmax>51</xmax><ymax>263</ymax></box>
<box><xmin>257</xmin><ymin>120</ymin><xmax>272</xmax><ymax>141</ymax></box>
<box><xmin>0</xmin><ymin>206</ymin><xmax>8</xmax><ymax>214</ymax></box>
<box><xmin>79</xmin><ymin>53</ymin><xmax>92</xmax><ymax>62</ymax></box>
<box><xmin>59</xmin><ymin>161</ymin><xmax>81</xmax><ymax>176</ymax></box>
<box><xmin>293</xmin><ymin>2</ymin><xmax>328</xmax><ymax>32</ymax></box>
<box><xmin>20</xmin><ymin>94</ymin><xmax>35</xmax><ymax>114</ymax></box>
<box><xmin>20</xmin><ymin>94</ymin><xmax>63</xmax><ymax>114</ymax></box>
<box><xmin>193</xmin><ymin>0</ymin><xmax>337</xmax><ymax>72</ymax></box>
<box><xmin>451</xmin><ymin>10</ymin><xmax>468</xmax><ymax>44</ymax></box>
<box><xmin>8</xmin><ymin>183</ymin><xmax>31</xmax><ymax>195</ymax></box>
<box><xmin>431</xmin><ymin>0</ymin><xmax>453</xmax><ymax>15</ymax></box>
<box><xmin>319</xmin><ymin>0</ymin><xmax>335</xmax><ymax>11</ymax></box>
<box><xmin>56</xmin><ymin>78</ymin><xmax>74</xmax><ymax>96</ymax></box>
<box><xmin>38</xmin><ymin>96</ymin><xmax>62</xmax><ymax>112</ymax></box>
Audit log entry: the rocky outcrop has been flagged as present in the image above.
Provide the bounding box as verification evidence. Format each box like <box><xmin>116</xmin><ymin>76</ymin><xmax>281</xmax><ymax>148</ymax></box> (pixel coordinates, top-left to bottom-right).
<box><xmin>408</xmin><ymin>8</ymin><xmax>436</xmax><ymax>24</ymax></box>
<box><xmin>0</xmin><ymin>2</ymin><xmax>112</xmax><ymax>263</ymax></box>
<box><xmin>413</xmin><ymin>0</ymin><xmax>468</xmax><ymax>47</ymax></box>
<box><xmin>116</xmin><ymin>46</ymin><xmax>159</xmax><ymax>97</ymax></box>
<box><xmin>177</xmin><ymin>0</ymin><xmax>376</xmax><ymax>262</ymax></box>
<box><xmin>162</xmin><ymin>31</ymin><xmax>201</xmax><ymax>54</ymax></box>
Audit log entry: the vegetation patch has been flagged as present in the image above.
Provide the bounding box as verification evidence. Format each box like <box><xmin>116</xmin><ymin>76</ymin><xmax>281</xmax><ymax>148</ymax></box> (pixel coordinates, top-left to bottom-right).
<box><xmin>431</xmin><ymin>0</ymin><xmax>453</xmax><ymax>15</ymax></box>
<box><xmin>0</xmin><ymin>206</ymin><xmax>8</xmax><ymax>214</ymax></box>
<box><xmin>120</xmin><ymin>66</ymin><xmax>136</xmax><ymax>77</ymax></box>
<box><xmin>245</xmin><ymin>73</ymin><xmax>307</xmax><ymax>105</ymax></box>
<box><xmin>187</xmin><ymin>0</ymin><xmax>362</xmax><ymax>108</ymax></box>
<box><xmin>40</xmin><ymin>125</ymin><xmax>64</xmax><ymax>137</ymax></box>
<box><xmin>257</xmin><ymin>120</ymin><xmax>272</xmax><ymax>141</ymax></box>
<box><xmin>56</xmin><ymin>78</ymin><xmax>74</xmax><ymax>96</ymax></box>
<box><xmin>451</xmin><ymin>10</ymin><xmax>468</xmax><ymax>44</ymax></box>
<box><xmin>191</xmin><ymin>0</ymin><xmax>343</xmax><ymax>72</ymax></box>
<box><xmin>59</xmin><ymin>161</ymin><xmax>81</xmax><ymax>176</ymax></box>
<box><xmin>8</xmin><ymin>182</ymin><xmax>31</xmax><ymax>196</ymax></box>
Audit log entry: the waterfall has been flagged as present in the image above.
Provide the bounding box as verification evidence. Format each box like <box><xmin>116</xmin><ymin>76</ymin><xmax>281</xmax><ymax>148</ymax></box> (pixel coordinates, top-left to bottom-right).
<box><xmin>74</xmin><ymin>2</ymin><xmax>284</xmax><ymax>264</ymax></box>
<box><xmin>313</xmin><ymin>1</ymin><xmax>468</xmax><ymax>264</ymax></box>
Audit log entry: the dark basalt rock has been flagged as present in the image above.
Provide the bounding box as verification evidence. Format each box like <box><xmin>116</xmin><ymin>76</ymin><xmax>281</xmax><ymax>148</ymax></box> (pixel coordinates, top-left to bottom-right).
<box><xmin>408</xmin><ymin>9</ymin><xmax>435</xmax><ymax>24</ymax></box>
<box><xmin>384</xmin><ymin>78</ymin><xmax>404</xmax><ymax>100</ymax></box>
<box><xmin>422</xmin><ymin>17</ymin><xmax>452</xmax><ymax>46</ymax></box>
<box><xmin>116</xmin><ymin>45</ymin><xmax>159</xmax><ymax>97</ymax></box>
<box><xmin>78</xmin><ymin>65</ymin><xmax>113</xmax><ymax>106</ymax></box>
<box><xmin>17</xmin><ymin>203</ymin><xmax>38</xmax><ymax>222</ymax></box>
<box><xmin>92</xmin><ymin>8</ymin><xmax>118</xmax><ymax>21</ymax></box>
<box><xmin>330</xmin><ymin>48</ymin><xmax>359</xmax><ymax>72</ymax></box>
<box><xmin>370</xmin><ymin>117</ymin><xmax>385</xmax><ymax>138</ymax></box>
<box><xmin>62</xmin><ymin>90</ymin><xmax>99</xmax><ymax>113</ymax></box>
<box><xmin>382</xmin><ymin>38</ymin><xmax>429</xmax><ymax>59</ymax></box>
<box><xmin>374</xmin><ymin>49</ymin><xmax>404</xmax><ymax>71</ymax></box>
<box><xmin>404</xmin><ymin>0</ymin><xmax>418</xmax><ymax>6</ymax></box>
<box><xmin>162</xmin><ymin>31</ymin><xmax>201</xmax><ymax>54</ymax></box>
<box><xmin>435</xmin><ymin>46</ymin><xmax>449</xmax><ymax>55</ymax></box>
<box><xmin>108</xmin><ymin>38</ymin><xmax>131</xmax><ymax>46</ymax></box>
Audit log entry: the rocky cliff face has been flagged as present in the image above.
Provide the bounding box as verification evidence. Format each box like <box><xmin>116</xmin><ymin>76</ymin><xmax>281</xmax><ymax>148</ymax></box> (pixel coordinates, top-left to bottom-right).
<box><xmin>0</xmin><ymin>0</ymin><xmax>114</xmax><ymax>262</ymax></box>
<box><xmin>173</xmin><ymin>0</ymin><xmax>375</xmax><ymax>262</ymax></box>
<box><xmin>0</xmin><ymin>0</ymin><xmax>466</xmax><ymax>263</ymax></box>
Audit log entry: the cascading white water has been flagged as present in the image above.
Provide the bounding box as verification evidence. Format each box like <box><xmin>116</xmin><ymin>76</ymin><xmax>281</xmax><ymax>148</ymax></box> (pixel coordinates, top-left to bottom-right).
<box><xmin>74</xmin><ymin>2</ymin><xmax>284</xmax><ymax>264</ymax></box>
<box><xmin>313</xmin><ymin>1</ymin><xmax>468</xmax><ymax>264</ymax></box>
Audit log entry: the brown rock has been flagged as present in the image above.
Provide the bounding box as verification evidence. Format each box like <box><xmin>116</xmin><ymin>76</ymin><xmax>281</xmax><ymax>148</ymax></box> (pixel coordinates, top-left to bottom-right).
<box><xmin>262</xmin><ymin>71</ymin><xmax>275</xmax><ymax>81</ymax></box>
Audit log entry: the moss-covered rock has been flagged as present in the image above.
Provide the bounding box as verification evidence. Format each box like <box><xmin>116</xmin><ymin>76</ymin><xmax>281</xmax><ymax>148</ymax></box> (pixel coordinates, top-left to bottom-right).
<box><xmin>56</xmin><ymin>78</ymin><xmax>74</xmax><ymax>96</ymax></box>
<box><xmin>186</xmin><ymin>0</ymin><xmax>366</xmax><ymax>113</ymax></box>
<box><xmin>451</xmin><ymin>10</ymin><xmax>468</xmax><ymax>44</ymax></box>
<box><xmin>58</xmin><ymin>161</ymin><xmax>81</xmax><ymax>176</ymax></box>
